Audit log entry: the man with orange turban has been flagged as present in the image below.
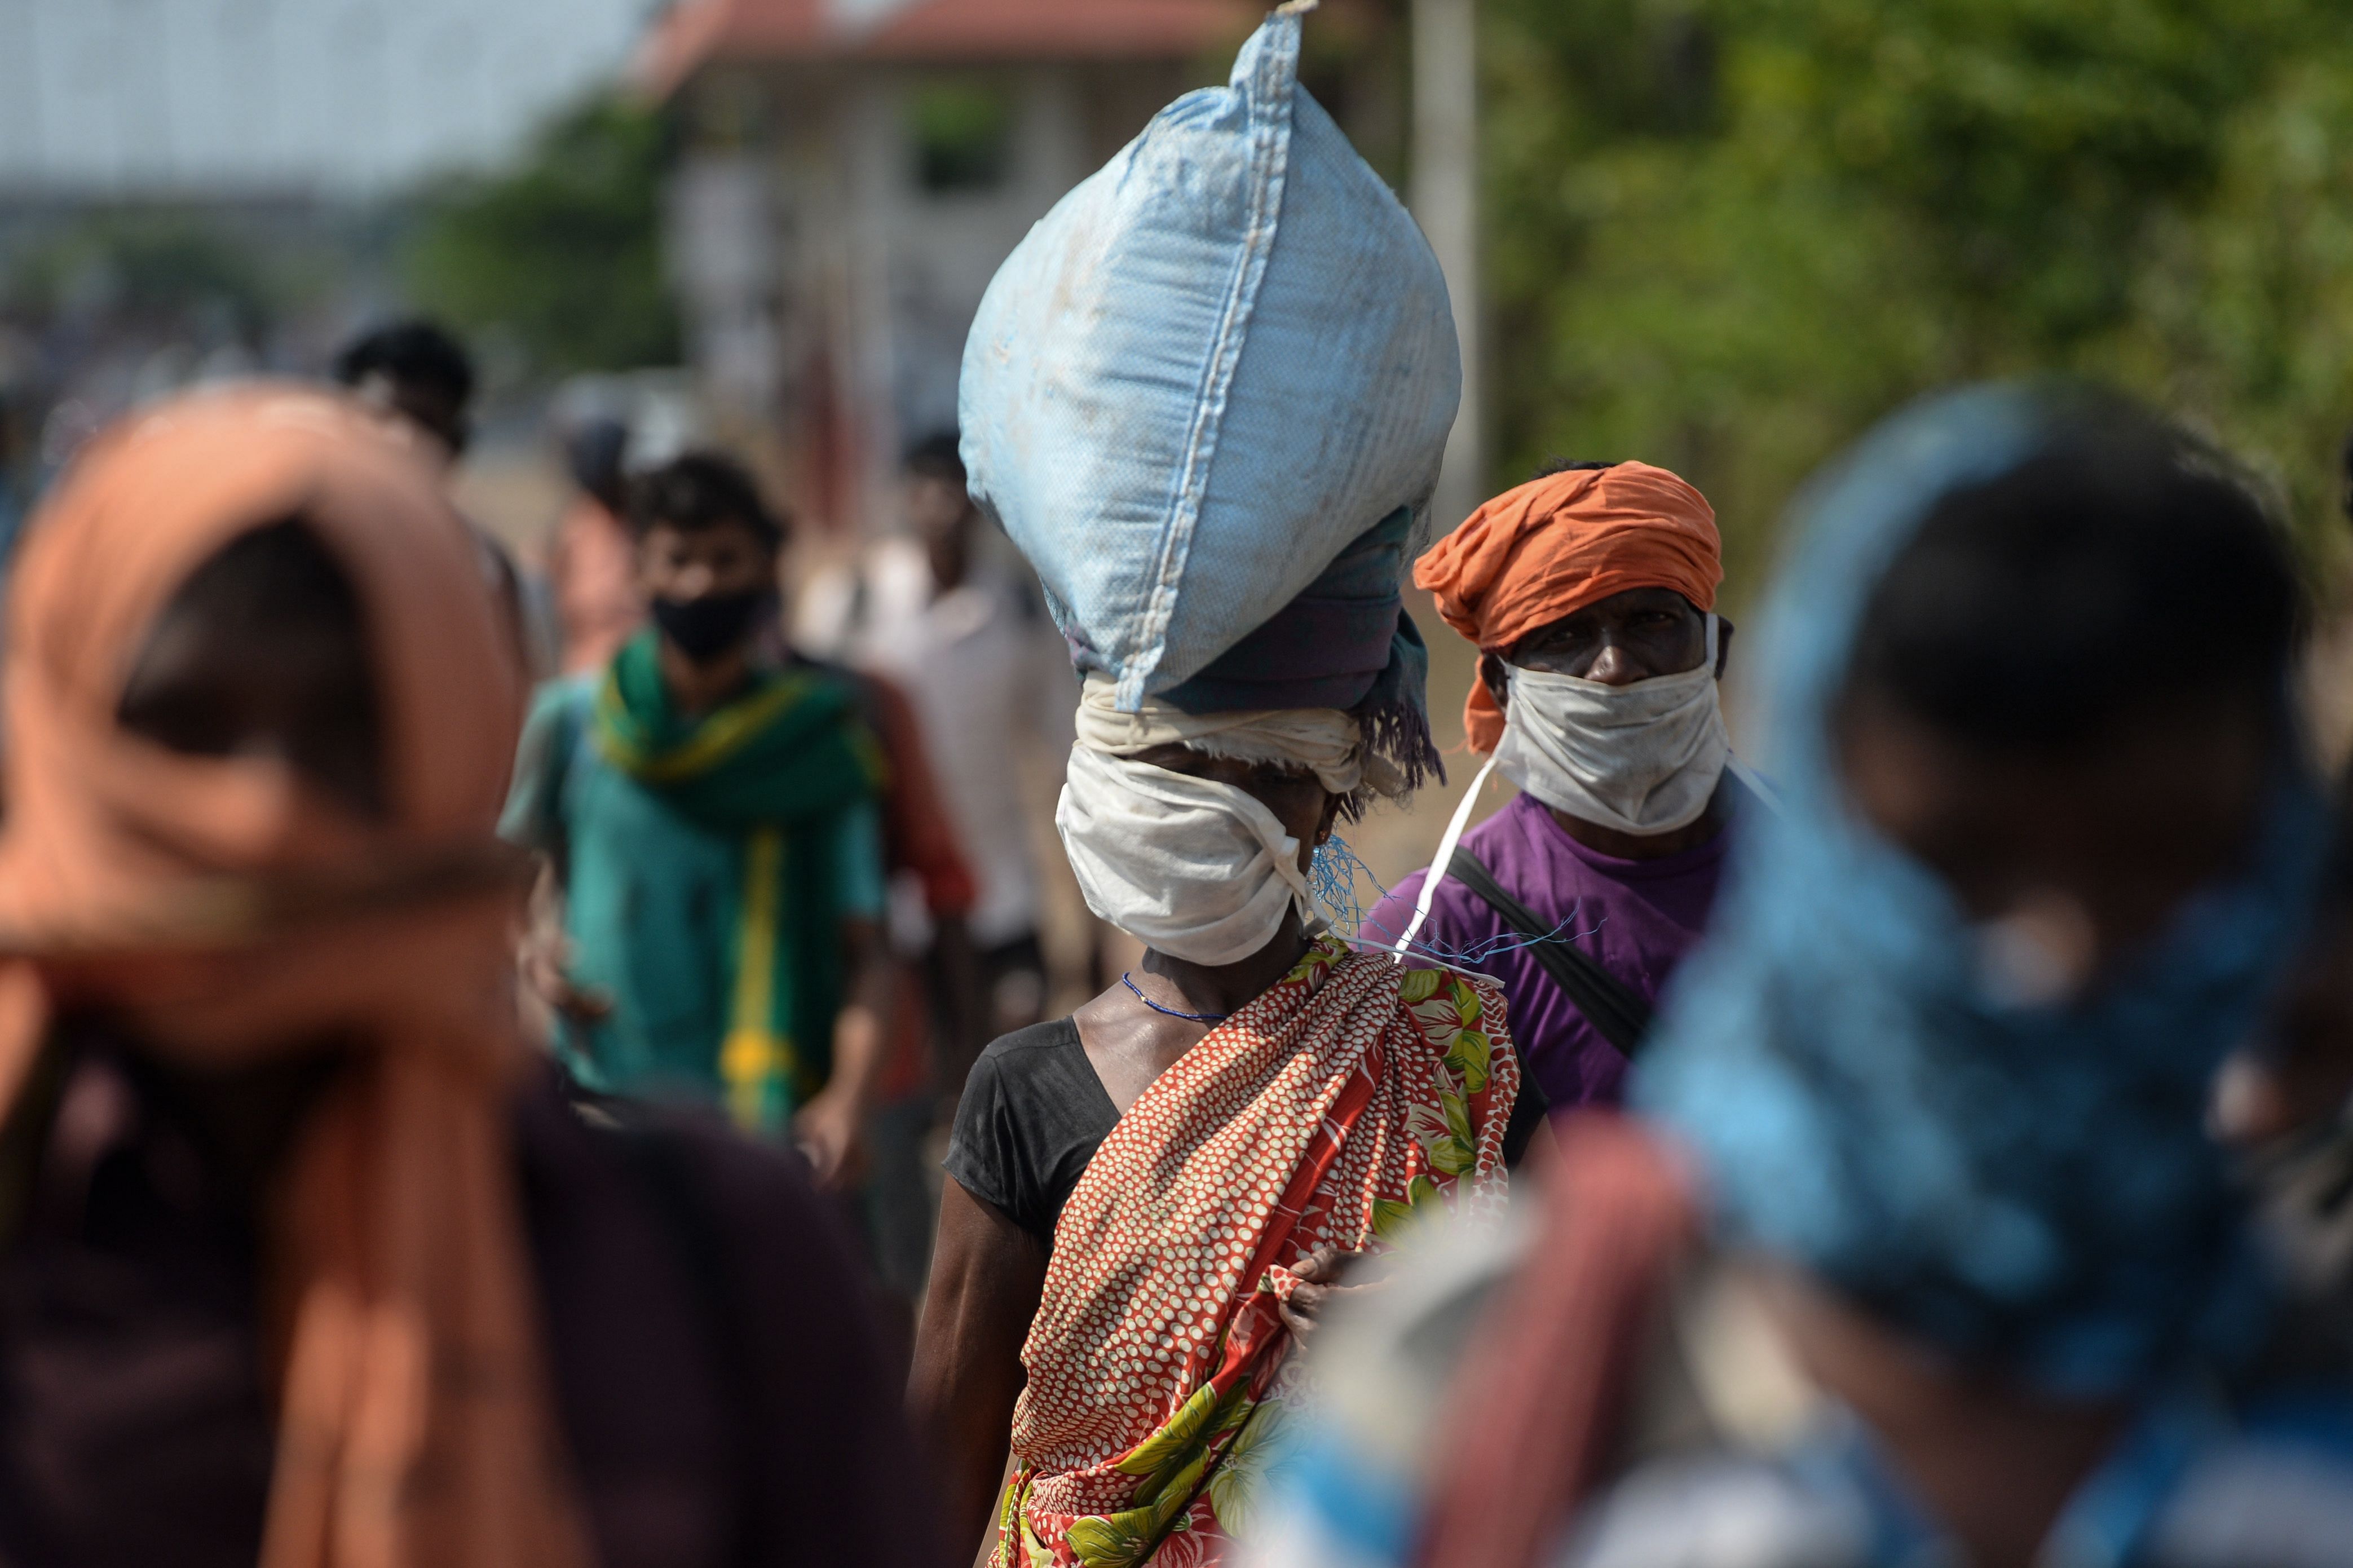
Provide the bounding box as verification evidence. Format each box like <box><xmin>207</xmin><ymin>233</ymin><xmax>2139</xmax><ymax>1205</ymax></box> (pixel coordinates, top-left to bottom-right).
<box><xmin>1368</xmin><ymin>460</ymin><xmax>1749</xmax><ymax>1111</ymax></box>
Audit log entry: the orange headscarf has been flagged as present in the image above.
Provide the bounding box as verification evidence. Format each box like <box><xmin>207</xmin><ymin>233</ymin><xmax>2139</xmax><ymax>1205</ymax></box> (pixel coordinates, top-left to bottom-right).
<box><xmin>0</xmin><ymin>385</ymin><xmax>591</xmax><ymax>1568</ymax></box>
<box><xmin>1415</xmin><ymin>462</ymin><xmax>1720</xmax><ymax>752</ymax></box>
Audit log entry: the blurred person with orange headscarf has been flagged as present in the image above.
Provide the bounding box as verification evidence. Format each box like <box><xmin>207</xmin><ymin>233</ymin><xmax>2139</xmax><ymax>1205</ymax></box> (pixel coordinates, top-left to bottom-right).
<box><xmin>1367</xmin><ymin>460</ymin><xmax>1758</xmax><ymax>1112</ymax></box>
<box><xmin>0</xmin><ymin>385</ymin><xmax>937</xmax><ymax>1568</ymax></box>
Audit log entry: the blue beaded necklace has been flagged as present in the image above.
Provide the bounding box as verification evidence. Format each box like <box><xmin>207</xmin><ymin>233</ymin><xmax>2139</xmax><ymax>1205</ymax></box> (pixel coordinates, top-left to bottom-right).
<box><xmin>1120</xmin><ymin>971</ymin><xmax>1230</xmax><ymax>1024</ymax></box>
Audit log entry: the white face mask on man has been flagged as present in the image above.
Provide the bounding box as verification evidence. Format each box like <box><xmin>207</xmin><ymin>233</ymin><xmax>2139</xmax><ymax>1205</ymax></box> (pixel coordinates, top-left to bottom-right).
<box><xmin>1056</xmin><ymin>743</ymin><xmax>1314</xmax><ymax>966</ymax></box>
<box><xmin>1490</xmin><ymin>614</ymin><xmax>1730</xmax><ymax>836</ymax></box>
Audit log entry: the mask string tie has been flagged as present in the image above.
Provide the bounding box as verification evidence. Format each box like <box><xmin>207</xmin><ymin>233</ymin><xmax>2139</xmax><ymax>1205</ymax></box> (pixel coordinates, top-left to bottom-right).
<box><xmin>1390</xmin><ymin>752</ymin><xmax>1499</xmax><ymax>964</ymax></box>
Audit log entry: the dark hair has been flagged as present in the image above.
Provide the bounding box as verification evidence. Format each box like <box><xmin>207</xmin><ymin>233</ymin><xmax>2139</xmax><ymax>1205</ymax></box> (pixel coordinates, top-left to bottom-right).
<box><xmin>332</xmin><ymin>319</ymin><xmax>475</xmax><ymax>409</ymax></box>
<box><xmin>1534</xmin><ymin>458</ymin><xmax>1617</xmax><ymax>478</ymax></box>
<box><xmin>628</xmin><ymin>451</ymin><xmax>785</xmax><ymax>549</ymax></box>
<box><xmin>117</xmin><ymin>518</ymin><xmax>384</xmax><ymax>816</ymax></box>
<box><xmin>905</xmin><ymin>430</ymin><xmax>966</xmax><ymax>485</ymax></box>
<box><xmin>564</xmin><ymin>416</ymin><xmax>630</xmax><ymax>510</ymax></box>
<box><xmin>1849</xmin><ymin>399</ymin><xmax>2301</xmax><ymax>753</ymax></box>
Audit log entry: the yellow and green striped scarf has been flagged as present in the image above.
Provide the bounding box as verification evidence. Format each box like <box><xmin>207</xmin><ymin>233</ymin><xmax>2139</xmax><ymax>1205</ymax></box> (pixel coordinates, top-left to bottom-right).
<box><xmin>591</xmin><ymin>631</ymin><xmax>884</xmax><ymax>1132</ymax></box>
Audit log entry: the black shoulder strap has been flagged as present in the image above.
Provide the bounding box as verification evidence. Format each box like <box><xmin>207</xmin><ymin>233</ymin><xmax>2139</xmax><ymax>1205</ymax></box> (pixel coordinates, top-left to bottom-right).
<box><xmin>1446</xmin><ymin>846</ymin><xmax>1654</xmax><ymax>1057</ymax></box>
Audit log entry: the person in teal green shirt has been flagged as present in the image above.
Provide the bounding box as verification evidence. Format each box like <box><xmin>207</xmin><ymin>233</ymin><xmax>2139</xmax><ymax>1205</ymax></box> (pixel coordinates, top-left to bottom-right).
<box><xmin>504</xmin><ymin>453</ymin><xmax>891</xmax><ymax>1187</ymax></box>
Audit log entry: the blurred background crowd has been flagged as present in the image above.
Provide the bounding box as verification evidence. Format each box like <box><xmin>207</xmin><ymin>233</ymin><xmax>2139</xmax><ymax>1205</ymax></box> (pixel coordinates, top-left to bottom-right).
<box><xmin>10</xmin><ymin>0</ymin><xmax>2353</xmax><ymax>1310</ymax></box>
<box><xmin>12</xmin><ymin>0</ymin><xmax>2353</xmax><ymax>790</ymax></box>
<box><xmin>14</xmin><ymin>6</ymin><xmax>2353</xmax><ymax>1553</ymax></box>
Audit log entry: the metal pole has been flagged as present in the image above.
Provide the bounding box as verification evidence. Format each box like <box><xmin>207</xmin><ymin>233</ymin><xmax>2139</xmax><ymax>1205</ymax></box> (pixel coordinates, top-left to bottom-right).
<box><xmin>1411</xmin><ymin>0</ymin><xmax>1482</xmax><ymax>537</ymax></box>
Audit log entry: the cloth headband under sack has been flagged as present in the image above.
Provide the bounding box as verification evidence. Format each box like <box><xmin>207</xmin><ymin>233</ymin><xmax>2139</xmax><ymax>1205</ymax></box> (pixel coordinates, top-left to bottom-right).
<box><xmin>1071</xmin><ymin>674</ymin><xmax>1398</xmax><ymax>800</ymax></box>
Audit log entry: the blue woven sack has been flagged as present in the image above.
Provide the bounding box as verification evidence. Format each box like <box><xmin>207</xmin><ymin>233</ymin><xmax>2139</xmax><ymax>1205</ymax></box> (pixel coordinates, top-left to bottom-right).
<box><xmin>959</xmin><ymin>2</ymin><xmax>1460</xmax><ymax>711</ymax></box>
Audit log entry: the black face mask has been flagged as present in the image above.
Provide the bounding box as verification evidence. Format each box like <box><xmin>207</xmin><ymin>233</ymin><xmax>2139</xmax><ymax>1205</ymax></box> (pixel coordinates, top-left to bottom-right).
<box><xmin>651</xmin><ymin>588</ymin><xmax>769</xmax><ymax>663</ymax></box>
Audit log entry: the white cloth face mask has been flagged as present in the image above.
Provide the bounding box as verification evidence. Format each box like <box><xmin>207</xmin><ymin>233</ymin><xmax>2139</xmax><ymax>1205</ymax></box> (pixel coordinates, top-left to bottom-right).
<box><xmin>1491</xmin><ymin>615</ymin><xmax>1730</xmax><ymax>836</ymax></box>
<box><xmin>1056</xmin><ymin>743</ymin><xmax>1314</xmax><ymax>967</ymax></box>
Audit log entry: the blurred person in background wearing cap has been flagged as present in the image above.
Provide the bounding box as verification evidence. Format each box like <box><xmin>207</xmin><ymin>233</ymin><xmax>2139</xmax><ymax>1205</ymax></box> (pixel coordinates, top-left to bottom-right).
<box><xmin>1371</xmin><ymin>460</ymin><xmax>1748</xmax><ymax>1112</ymax></box>
<box><xmin>909</xmin><ymin>512</ymin><xmax>1543</xmax><ymax>1567</ymax></box>
<box><xmin>0</xmin><ymin>385</ymin><xmax>932</xmax><ymax>1568</ymax></box>
<box><xmin>502</xmin><ymin>452</ymin><xmax>893</xmax><ymax>1192</ymax></box>
<box><xmin>332</xmin><ymin>317</ymin><xmax>544</xmax><ymax>677</ymax></box>
<box><xmin>1256</xmin><ymin>387</ymin><xmax>2353</xmax><ymax>1568</ymax></box>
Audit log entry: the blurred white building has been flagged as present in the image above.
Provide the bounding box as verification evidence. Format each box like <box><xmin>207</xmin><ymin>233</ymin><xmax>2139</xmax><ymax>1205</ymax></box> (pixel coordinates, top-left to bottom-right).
<box><xmin>639</xmin><ymin>0</ymin><xmax>1251</xmax><ymax>534</ymax></box>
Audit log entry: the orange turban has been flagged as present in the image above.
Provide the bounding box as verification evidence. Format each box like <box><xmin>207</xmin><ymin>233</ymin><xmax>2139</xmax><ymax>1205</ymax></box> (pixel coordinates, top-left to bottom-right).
<box><xmin>1415</xmin><ymin>462</ymin><xmax>1720</xmax><ymax>752</ymax></box>
<box><xmin>0</xmin><ymin>386</ymin><xmax>590</xmax><ymax>1568</ymax></box>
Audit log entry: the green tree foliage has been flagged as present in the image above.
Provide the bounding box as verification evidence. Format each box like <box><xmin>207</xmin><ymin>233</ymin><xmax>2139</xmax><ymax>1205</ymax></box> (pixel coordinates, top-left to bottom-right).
<box><xmin>405</xmin><ymin>97</ymin><xmax>680</xmax><ymax>378</ymax></box>
<box><xmin>1482</xmin><ymin>0</ymin><xmax>2353</xmax><ymax>584</ymax></box>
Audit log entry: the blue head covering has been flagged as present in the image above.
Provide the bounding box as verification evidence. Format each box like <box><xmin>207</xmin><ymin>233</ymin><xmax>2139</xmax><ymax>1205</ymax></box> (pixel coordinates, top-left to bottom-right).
<box><xmin>1636</xmin><ymin>384</ymin><xmax>2327</xmax><ymax>1396</ymax></box>
<box><xmin>1160</xmin><ymin>506</ymin><xmax>1442</xmax><ymax>791</ymax></box>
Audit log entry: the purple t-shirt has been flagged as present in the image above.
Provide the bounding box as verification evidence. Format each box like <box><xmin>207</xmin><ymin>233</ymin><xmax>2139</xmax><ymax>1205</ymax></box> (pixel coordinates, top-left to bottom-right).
<box><xmin>1366</xmin><ymin>792</ymin><xmax>1729</xmax><ymax>1110</ymax></box>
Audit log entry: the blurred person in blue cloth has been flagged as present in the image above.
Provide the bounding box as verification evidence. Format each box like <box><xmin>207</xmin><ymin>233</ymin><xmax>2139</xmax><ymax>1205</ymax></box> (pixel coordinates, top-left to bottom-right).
<box><xmin>1370</xmin><ymin>460</ymin><xmax>1749</xmax><ymax>1113</ymax></box>
<box><xmin>502</xmin><ymin>452</ymin><xmax>894</xmax><ymax>1190</ymax></box>
<box><xmin>1251</xmin><ymin>385</ymin><xmax>2353</xmax><ymax>1568</ymax></box>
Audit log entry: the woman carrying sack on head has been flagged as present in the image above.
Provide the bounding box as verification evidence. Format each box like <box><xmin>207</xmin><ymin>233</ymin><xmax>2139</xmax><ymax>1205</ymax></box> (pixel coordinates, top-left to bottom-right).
<box><xmin>911</xmin><ymin>515</ymin><xmax>1538</xmax><ymax>1568</ymax></box>
<box><xmin>907</xmin><ymin>7</ymin><xmax>1532</xmax><ymax>1565</ymax></box>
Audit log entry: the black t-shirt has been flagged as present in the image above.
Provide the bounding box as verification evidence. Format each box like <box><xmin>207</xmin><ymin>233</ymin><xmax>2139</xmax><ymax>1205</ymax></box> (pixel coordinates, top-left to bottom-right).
<box><xmin>944</xmin><ymin>1019</ymin><xmax>1114</xmax><ymax>1245</ymax></box>
<box><xmin>943</xmin><ymin>1015</ymin><xmax>1547</xmax><ymax>1246</ymax></box>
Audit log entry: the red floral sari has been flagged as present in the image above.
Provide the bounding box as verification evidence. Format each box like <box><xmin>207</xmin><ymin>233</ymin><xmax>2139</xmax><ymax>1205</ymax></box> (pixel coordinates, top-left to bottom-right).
<box><xmin>997</xmin><ymin>938</ymin><xmax>1519</xmax><ymax>1567</ymax></box>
